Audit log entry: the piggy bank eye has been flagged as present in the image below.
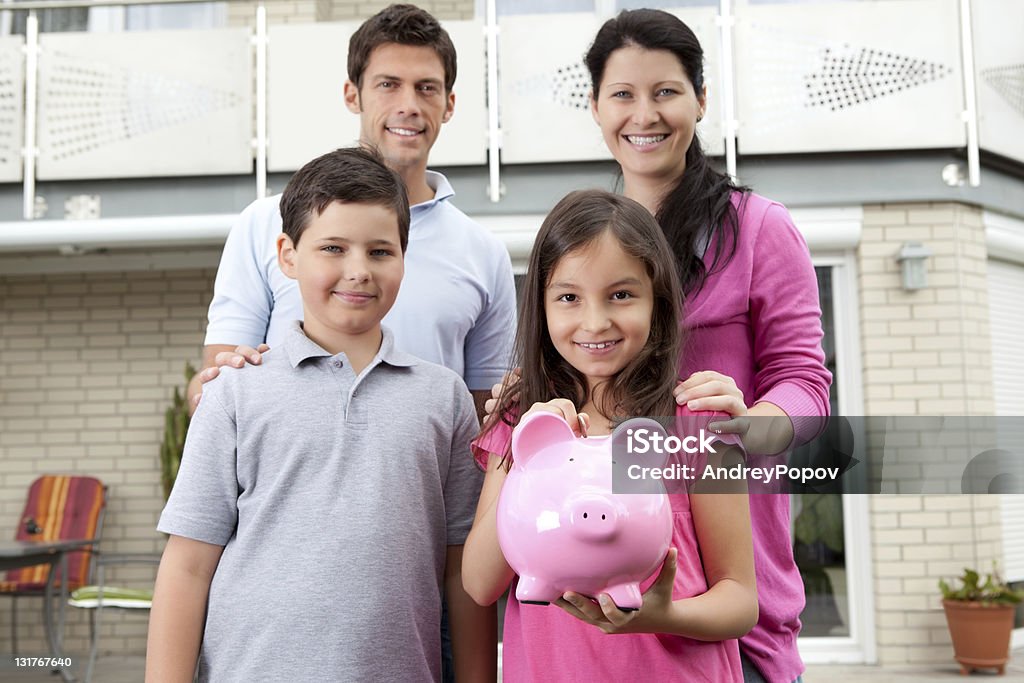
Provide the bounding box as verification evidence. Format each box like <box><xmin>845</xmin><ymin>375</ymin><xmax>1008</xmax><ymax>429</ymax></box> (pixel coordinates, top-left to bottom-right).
<box><xmin>569</xmin><ymin>458</ymin><xmax>575</xmax><ymax>462</ymax></box>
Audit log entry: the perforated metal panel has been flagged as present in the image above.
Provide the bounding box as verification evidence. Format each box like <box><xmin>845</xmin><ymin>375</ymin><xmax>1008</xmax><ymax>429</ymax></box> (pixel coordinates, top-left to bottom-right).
<box><xmin>974</xmin><ymin>0</ymin><xmax>1024</xmax><ymax>165</ymax></box>
<box><xmin>498</xmin><ymin>13</ymin><xmax>605</xmax><ymax>164</ymax></box>
<box><xmin>734</xmin><ymin>0</ymin><xmax>965</xmax><ymax>154</ymax></box>
<box><xmin>267</xmin><ymin>20</ymin><xmax>486</xmax><ymax>173</ymax></box>
<box><xmin>36</xmin><ymin>29</ymin><xmax>252</xmax><ymax>180</ymax></box>
<box><xmin>0</xmin><ymin>36</ymin><xmax>24</xmax><ymax>182</ymax></box>
<box><xmin>499</xmin><ymin>9</ymin><xmax>722</xmax><ymax>164</ymax></box>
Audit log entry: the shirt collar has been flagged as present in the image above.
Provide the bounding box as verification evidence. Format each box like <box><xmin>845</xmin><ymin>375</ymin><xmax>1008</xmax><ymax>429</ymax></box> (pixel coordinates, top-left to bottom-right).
<box><xmin>413</xmin><ymin>170</ymin><xmax>455</xmax><ymax>211</ymax></box>
<box><xmin>283</xmin><ymin>320</ymin><xmax>417</xmax><ymax>369</ymax></box>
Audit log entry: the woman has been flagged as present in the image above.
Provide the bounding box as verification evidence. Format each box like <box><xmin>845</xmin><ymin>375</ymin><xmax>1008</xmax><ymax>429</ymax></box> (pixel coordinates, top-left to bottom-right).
<box><xmin>583</xmin><ymin>9</ymin><xmax>832</xmax><ymax>683</ymax></box>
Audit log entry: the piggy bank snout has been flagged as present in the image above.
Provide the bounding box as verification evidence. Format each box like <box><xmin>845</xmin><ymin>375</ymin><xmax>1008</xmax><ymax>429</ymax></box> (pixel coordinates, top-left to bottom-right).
<box><xmin>563</xmin><ymin>494</ymin><xmax>620</xmax><ymax>542</ymax></box>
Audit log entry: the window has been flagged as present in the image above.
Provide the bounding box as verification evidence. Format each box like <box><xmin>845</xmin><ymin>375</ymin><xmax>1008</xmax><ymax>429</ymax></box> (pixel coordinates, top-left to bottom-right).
<box><xmin>1</xmin><ymin>2</ymin><xmax>227</xmax><ymax>35</ymax></box>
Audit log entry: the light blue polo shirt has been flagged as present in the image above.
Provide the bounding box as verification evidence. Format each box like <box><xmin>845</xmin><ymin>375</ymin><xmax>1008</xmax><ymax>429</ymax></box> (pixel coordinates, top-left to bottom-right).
<box><xmin>205</xmin><ymin>171</ymin><xmax>516</xmax><ymax>390</ymax></box>
<box><xmin>159</xmin><ymin>321</ymin><xmax>483</xmax><ymax>682</ymax></box>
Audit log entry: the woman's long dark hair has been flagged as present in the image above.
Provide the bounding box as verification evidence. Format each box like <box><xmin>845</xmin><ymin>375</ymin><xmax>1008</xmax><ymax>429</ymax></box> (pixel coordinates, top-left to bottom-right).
<box><xmin>585</xmin><ymin>9</ymin><xmax>747</xmax><ymax>296</ymax></box>
<box><xmin>483</xmin><ymin>190</ymin><xmax>684</xmax><ymax>462</ymax></box>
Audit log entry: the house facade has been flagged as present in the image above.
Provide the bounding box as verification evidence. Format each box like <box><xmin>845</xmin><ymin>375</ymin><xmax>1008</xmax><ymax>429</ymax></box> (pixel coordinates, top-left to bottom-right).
<box><xmin>0</xmin><ymin>0</ymin><xmax>1021</xmax><ymax>668</ymax></box>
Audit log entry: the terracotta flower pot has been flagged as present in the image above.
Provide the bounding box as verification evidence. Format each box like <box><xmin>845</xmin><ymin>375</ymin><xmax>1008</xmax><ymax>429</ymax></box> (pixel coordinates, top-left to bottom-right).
<box><xmin>942</xmin><ymin>599</ymin><xmax>1016</xmax><ymax>675</ymax></box>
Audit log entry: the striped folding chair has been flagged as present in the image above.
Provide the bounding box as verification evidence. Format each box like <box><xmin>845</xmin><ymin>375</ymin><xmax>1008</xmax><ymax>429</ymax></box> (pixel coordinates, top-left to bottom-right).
<box><xmin>0</xmin><ymin>475</ymin><xmax>106</xmax><ymax>653</ymax></box>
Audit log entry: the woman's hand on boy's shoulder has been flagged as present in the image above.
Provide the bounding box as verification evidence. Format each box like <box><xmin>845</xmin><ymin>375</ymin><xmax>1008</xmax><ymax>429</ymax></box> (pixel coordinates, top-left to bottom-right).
<box><xmin>555</xmin><ymin>548</ymin><xmax>679</xmax><ymax>635</ymax></box>
<box><xmin>483</xmin><ymin>367</ymin><xmax>521</xmax><ymax>422</ymax></box>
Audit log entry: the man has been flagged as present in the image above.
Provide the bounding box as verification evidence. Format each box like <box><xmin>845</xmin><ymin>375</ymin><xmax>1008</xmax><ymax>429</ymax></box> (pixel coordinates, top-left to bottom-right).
<box><xmin>189</xmin><ymin>4</ymin><xmax>516</xmax><ymax>422</ymax></box>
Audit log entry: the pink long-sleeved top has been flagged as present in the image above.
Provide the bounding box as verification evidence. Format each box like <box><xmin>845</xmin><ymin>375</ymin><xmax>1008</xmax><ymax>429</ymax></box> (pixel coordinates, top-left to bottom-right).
<box><xmin>681</xmin><ymin>192</ymin><xmax>832</xmax><ymax>683</ymax></box>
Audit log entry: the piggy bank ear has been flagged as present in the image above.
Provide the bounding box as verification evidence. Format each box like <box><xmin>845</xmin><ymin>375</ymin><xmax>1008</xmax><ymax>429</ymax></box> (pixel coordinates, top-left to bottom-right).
<box><xmin>612</xmin><ymin>418</ymin><xmax>672</xmax><ymax>470</ymax></box>
<box><xmin>512</xmin><ymin>410</ymin><xmax>576</xmax><ymax>468</ymax></box>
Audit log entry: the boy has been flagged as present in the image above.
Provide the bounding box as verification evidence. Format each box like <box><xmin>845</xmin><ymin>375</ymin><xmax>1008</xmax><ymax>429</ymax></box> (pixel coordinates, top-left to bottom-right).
<box><xmin>146</xmin><ymin>147</ymin><xmax>490</xmax><ymax>682</ymax></box>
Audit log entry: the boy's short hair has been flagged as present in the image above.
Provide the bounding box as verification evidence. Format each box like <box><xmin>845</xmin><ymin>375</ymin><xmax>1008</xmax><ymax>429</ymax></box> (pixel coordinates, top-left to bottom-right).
<box><xmin>280</xmin><ymin>146</ymin><xmax>410</xmax><ymax>251</ymax></box>
<box><xmin>347</xmin><ymin>4</ymin><xmax>457</xmax><ymax>93</ymax></box>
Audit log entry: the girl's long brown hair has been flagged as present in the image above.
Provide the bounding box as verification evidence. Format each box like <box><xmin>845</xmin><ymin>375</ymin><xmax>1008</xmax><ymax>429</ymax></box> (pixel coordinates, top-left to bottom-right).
<box><xmin>483</xmin><ymin>190</ymin><xmax>684</xmax><ymax>461</ymax></box>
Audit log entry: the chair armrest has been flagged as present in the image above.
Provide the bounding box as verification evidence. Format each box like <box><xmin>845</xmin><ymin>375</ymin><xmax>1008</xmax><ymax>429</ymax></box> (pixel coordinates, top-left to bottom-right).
<box><xmin>90</xmin><ymin>553</ymin><xmax>161</xmax><ymax>595</ymax></box>
<box><xmin>93</xmin><ymin>553</ymin><xmax>161</xmax><ymax>567</ymax></box>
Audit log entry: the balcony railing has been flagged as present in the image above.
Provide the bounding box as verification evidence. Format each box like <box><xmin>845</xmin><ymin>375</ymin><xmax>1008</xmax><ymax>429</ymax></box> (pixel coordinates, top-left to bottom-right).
<box><xmin>0</xmin><ymin>0</ymin><xmax>1018</xmax><ymax>222</ymax></box>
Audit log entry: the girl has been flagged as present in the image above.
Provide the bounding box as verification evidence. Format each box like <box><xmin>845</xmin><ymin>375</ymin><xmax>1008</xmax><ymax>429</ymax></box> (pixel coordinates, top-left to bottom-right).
<box><xmin>585</xmin><ymin>10</ymin><xmax>831</xmax><ymax>683</ymax></box>
<box><xmin>462</xmin><ymin>189</ymin><xmax>757</xmax><ymax>682</ymax></box>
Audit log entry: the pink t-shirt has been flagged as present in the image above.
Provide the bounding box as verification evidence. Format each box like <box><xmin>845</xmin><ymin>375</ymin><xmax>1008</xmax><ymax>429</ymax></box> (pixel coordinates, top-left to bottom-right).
<box><xmin>681</xmin><ymin>192</ymin><xmax>832</xmax><ymax>683</ymax></box>
<box><xmin>472</xmin><ymin>408</ymin><xmax>745</xmax><ymax>683</ymax></box>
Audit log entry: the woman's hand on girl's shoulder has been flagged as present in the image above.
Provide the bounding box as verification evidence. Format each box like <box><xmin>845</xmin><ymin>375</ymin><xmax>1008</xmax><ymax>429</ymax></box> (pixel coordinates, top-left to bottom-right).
<box><xmin>555</xmin><ymin>548</ymin><xmax>680</xmax><ymax>635</ymax></box>
<box><xmin>674</xmin><ymin>371</ymin><xmax>746</xmax><ymax>415</ymax></box>
<box><xmin>522</xmin><ymin>399</ymin><xmax>590</xmax><ymax>437</ymax></box>
<box><xmin>673</xmin><ymin>370</ymin><xmax>749</xmax><ymax>437</ymax></box>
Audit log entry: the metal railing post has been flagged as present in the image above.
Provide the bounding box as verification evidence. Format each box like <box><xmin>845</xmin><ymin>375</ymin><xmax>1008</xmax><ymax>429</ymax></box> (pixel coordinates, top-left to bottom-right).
<box><xmin>485</xmin><ymin>0</ymin><xmax>501</xmax><ymax>203</ymax></box>
<box><xmin>253</xmin><ymin>2</ymin><xmax>267</xmax><ymax>199</ymax></box>
<box><xmin>718</xmin><ymin>0</ymin><xmax>738</xmax><ymax>183</ymax></box>
<box><xmin>22</xmin><ymin>11</ymin><xmax>38</xmax><ymax>220</ymax></box>
<box><xmin>959</xmin><ymin>0</ymin><xmax>980</xmax><ymax>187</ymax></box>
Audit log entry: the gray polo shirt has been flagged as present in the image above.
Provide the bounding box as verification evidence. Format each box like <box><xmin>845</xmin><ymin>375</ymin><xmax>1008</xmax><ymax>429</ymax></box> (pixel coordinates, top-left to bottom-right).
<box><xmin>158</xmin><ymin>321</ymin><xmax>483</xmax><ymax>683</ymax></box>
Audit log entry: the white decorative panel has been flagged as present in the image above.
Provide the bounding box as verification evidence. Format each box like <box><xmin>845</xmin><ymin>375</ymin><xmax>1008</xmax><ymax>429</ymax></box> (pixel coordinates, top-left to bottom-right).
<box><xmin>500</xmin><ymin>9</ymin><xmax>722</xmax><ymax>165</ymax></box>
<box><xmin>267</xmin><ymin>21</ymin><xmax>486</xmax><ymax>173</ymax></box>
<box><xmin>439</xmin><ymin>21</ymin><xmax>488</xmax><ymax>166</ymax></box>
<box><xmin>0</xmin><ymin>36</ymin><xmax>24</xmax><ymax>182</ymax></box>
<box><xmin>973</xmin><ymin>0</ymin><xmax>1024</xmax><ymax>165</ymax></box>
<box><xmin>37</xmin><ymin>29</ymin><xmax>252</xmax><ymax>180</ymax></box>
<box><xmin>267</xmin><ymin>22</ymin><xmax>356</xmax><ymax>172</ymax></box>
<box><xmin>735</xmin><ymin>0</ymin><xmax>965</xmax><ymax>154</ymax></box>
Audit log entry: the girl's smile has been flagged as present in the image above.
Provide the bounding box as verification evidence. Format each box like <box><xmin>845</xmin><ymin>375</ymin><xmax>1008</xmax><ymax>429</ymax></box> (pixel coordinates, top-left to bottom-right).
<box><xmin>574</xmin><ymin>339</ymin><xmax>623</xmax><ymax>354</ymax></box>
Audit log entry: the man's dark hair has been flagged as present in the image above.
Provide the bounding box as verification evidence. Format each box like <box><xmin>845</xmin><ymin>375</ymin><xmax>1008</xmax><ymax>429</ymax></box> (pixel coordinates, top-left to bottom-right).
<box><xmin>279</xmin><ymin>146</ymin><xmax>410</xmax><ymax>251</ymax></box>
<box><xmin>347</xmin><ymin>4</ymin><xmax>457</xmax><ymax>93</ymax></box>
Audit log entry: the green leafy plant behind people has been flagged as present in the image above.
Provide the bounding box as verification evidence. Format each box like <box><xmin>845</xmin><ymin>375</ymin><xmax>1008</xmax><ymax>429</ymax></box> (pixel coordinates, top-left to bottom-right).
<box><xmin>161</xmin><ymin>362</ymin><xmax>196</xmax><ymax>501</ymax></box>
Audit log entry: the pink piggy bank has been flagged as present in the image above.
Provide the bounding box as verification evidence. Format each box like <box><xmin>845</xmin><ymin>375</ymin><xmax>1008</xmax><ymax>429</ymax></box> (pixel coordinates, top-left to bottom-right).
<box><xmin>496</xmin><ymin>411</ymin><xmax>672</xmax><ymax>610</ymax></box>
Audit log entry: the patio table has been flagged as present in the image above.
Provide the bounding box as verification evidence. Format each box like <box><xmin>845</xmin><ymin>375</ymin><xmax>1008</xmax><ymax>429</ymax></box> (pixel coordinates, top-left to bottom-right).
<box><xmin>1</xmin><ymin>538</ymin><xmax>97</xmax><ymax>683</ymax></box>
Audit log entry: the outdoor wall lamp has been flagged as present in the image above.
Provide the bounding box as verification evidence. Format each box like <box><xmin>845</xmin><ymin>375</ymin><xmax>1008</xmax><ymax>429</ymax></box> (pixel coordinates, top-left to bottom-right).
<box><xmin>896</xmin><ymin>242</ymin><xmax>933</xmax><ymax>291</ymax></box>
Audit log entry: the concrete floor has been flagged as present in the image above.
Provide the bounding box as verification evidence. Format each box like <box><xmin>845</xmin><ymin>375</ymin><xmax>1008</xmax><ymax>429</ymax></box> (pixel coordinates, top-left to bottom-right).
<box><xmin>3</xmin><ymin>650</ymin><xmax>1023</xmax><ymax>682</ymax></box>
<box><xmin>803</xmin><ymin>657</ymin><xmax>1024</xmax><ymax>682</ymax></box>
<box><xmin>1</xmin><ymin>653</ymin><xmax>143</xmax><ymax>683</ymax></box>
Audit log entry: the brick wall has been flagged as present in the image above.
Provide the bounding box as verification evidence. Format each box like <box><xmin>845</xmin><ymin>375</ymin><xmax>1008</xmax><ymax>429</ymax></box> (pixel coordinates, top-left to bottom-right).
<box><xmin>0</xmin><ymin>268</ymin><xmax>216</xmax><ymax>658</ymax></box>
<box><xmin>858</xmin><ymin>202</ymin><xmax>1002</xmax><ymax>664</ymax></box>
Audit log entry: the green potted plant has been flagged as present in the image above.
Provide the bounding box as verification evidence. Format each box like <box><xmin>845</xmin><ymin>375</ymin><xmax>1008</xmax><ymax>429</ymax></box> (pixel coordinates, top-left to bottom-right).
<box><xmin>160</xmin><ymin>362</ymin><xmax>196</xmax><ymax>501</ymax></box>
<box><xmin>939</xmin><ymin>564</ymin><xmax>1023</xmax><ymax>675</ymax></box>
